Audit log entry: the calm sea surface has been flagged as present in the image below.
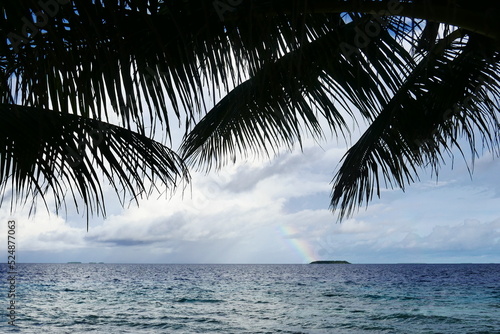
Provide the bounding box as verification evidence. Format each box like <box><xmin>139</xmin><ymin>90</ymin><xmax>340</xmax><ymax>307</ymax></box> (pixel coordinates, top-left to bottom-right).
<box><xmin>1</xmin><ymin>263</ymin><xmax>499</xmax><ymax>333</ymax></box>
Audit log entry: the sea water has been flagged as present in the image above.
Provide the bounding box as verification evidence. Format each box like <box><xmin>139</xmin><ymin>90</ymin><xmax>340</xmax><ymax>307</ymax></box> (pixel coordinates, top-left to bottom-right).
<box><xmin>1</xmin><ymin>263</ymin><xmax>499</xmax><ymax>333</ymax></box>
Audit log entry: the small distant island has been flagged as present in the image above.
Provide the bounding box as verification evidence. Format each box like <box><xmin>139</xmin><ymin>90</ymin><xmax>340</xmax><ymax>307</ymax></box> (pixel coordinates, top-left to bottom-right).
<box><xmin>67</xmin><ymin>261</ymin><xmax>104</xmax><ymax>264</ymax></box>
<box><xmin>310</xmin><ymin>260</ymin><xmax>351</xmax><ymax>264</ymax></box>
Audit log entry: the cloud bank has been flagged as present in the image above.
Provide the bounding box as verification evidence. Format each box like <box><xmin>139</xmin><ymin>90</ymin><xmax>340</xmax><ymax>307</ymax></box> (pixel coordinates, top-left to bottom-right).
<box><xmin>1</xmin><ymin>141</ymin><xmax>499</xmax><ymax>264</ymax></box>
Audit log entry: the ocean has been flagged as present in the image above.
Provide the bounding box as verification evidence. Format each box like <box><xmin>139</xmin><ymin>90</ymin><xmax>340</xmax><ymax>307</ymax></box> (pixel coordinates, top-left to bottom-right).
<box><xmin>1</xmin><ymin>263</ymin><xmax>499</xmax><ymax>333</ymax></box>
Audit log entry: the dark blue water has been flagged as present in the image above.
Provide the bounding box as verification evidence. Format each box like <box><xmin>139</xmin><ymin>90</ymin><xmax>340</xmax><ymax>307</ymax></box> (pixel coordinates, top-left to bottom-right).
<box><xmin>1</xmin><ymin>263</ymin><xmax>499</xmax><ymax>333</ymax></box>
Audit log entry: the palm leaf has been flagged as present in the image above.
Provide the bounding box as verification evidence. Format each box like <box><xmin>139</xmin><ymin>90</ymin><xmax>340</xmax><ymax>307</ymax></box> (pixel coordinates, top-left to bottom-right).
<box><xmin>330</xmin><ymin>31</ymin><xmax>500</xmax><ymax>219</ymax></box>
<box><xmin>2</xmin><ymin>0</ymin><xmax>499</xmax><ymax>221</ymax></box>
<box><xmin>0</xmin><ymin>104</ymin><xmax>187</xmax><ymax>227</ymax></box>
<box><xmin>180</xmin><ymin>16</ymin><xmax>414</xmax><ymax>169</ymax></box>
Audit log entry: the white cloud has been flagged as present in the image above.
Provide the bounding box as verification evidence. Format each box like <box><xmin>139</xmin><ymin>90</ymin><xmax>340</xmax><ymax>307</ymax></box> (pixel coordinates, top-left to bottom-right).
<box><xmin>1</xmin><ymin>137</ymin><xmax>499</xmax><ymax>264</ymax></box>
<box><xmin>398</xmin><ymin>218</ymin><xmax>500</xmax><ymax>251</ymax></box>
<box><xmin>0</xmin><ymin>210</ymin><xmax>86</xmax><ymax>252</ymax></box>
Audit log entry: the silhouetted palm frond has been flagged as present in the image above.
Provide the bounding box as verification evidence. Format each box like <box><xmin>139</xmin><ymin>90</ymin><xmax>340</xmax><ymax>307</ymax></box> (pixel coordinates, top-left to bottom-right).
<box><xmin>180</xmin><ymin>16</ymin><xmax>413</xmax><ymax>168</ymax></box>
<box><xmin>0</xmin><ymin>105</ymin><xmax>186</xmax><ymax>227</ymax></box>
<box><xmin>1</xmin><ymin>0</ymin><xmax>499</xmax><ymax>221</ymax></box>
<box><xmin>331</xmin><ymin>32</ymin><xmax>500</xmax><ymax>219</ymax></box>
<box><xmin>180</xmin><ymin>1</ymin><xmax>500</xmax><ymax>220</ymax></box>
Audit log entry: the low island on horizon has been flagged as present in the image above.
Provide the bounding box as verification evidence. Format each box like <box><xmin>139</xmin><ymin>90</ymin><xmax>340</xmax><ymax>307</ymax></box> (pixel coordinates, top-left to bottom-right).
<box><xmin>310</xmin><ymin>260</ymin><xmax>351</xmax><ymax>264</ymax></box>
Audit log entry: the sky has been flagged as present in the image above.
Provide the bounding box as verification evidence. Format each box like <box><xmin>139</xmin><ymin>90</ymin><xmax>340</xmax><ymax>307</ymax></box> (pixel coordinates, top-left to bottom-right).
<box><xmin>2</xmin><ymin>11</ymin><xmax>499</xmax><ymax>264</ymax></box>
<box><xmin>2</xmin><ymin>124</ymin><xmax>500</xmax><ymax>264</ymax></box>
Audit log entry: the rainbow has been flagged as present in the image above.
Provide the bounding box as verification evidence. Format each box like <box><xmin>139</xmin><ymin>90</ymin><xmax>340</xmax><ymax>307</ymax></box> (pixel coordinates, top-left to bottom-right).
<box><xmin>279</xmin><ymin>225</ymin><xmax>317</xmax><ymax>263</ymax></box>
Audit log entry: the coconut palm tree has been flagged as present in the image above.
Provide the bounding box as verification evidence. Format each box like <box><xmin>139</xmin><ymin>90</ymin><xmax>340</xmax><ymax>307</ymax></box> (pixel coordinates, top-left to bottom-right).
<box><xmin>1</xmin><ymin>0</ymin><xmax>499</xmax><ymax>224</ymax></box>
